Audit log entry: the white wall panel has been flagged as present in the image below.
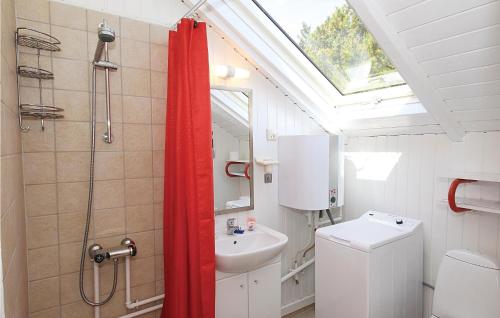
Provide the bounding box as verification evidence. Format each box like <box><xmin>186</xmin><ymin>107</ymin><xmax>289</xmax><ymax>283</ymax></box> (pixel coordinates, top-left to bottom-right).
<box><xmin>401</xmin><ymin>1</ymin><xmax>500</xmax><ymax>48</ymax></box>
<box><xmin>377</xmin><ymin>0</ymin><xmax>425</xmax><ymax>15</ymax></box>
<box><xmin>446</xmin><ymin>94</ymin><xmax>500</xmax><ymax>111</ymax></box>
<box><xmin>420</xmin><ymin>46</ymin><xmax>500</xmax><ymax>76</ymax></box>
<box><xmin>452</xmin><ymin>109</ymin><xmax>500</xmax><ymax>122</ymax></box>
<box><xmin>460</xmin><ymin>119</ymin><xmax>500</xmax><ymax>132</ymax></box>
<box><xmin>439</xmin><ymin>80</ymin><xmax>500</xmax><ymax>99</ymax></box>
<box><xmin>344</xmin><ymin>132</ymin><xmax>500</xmax><ymax>315</ymax></box>
<box><xmin>387</xmin><ymin>0</ymin><xmax>495</xmax><ymax>32</ymax></box>
<box><xmin>431</xmin><ymin>63</ymin><xmax>500</xmax><ymax>89</ymax></box>
<box><xmin>412</xmin><ymin>26</ymin><xmax>500</xmax><ymax>63</ymax></box>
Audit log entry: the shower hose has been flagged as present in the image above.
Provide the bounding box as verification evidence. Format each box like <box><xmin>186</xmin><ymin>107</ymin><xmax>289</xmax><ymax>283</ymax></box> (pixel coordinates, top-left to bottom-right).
<box><xmin>79</xmin><ymin>67</ymin><xmax>119</xmax><ymax>306</ymax></box>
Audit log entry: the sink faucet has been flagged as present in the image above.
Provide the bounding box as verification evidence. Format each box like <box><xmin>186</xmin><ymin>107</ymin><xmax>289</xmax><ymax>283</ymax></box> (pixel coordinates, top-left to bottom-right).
<box><xmin>226</xmin><ymin>218</ymin><xmax>238</xmax><ymax>235</ymax></box>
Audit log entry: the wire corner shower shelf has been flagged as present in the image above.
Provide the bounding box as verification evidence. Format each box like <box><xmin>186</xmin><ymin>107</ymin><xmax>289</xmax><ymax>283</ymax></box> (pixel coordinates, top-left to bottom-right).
<box><xmin>15</xmin><ymin>27</ymin><xmax>64</xmax><ymax>132</ymax></box>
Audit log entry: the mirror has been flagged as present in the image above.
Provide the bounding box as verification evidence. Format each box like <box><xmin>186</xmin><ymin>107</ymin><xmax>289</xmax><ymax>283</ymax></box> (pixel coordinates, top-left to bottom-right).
<box><xmin>211</xmin><ymin>86</ymin><xmax>253</xmax><ymax>214</ymax></box>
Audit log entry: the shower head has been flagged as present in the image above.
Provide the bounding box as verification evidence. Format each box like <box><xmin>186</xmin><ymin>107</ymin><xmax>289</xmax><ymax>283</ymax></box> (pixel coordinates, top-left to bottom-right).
<box><xmin>98</xmin><ymin>22</ymin><xmax>115</xmax><ymax>43</ymax></box>
<box><xmin>93</xmin><ymin>20</ymin><xmax>115</xmax><ymax>62</ymax></box>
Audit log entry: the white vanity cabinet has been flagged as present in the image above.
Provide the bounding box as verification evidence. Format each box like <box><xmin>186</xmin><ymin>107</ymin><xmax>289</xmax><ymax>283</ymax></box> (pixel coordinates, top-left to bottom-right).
<box><xmin>216</xmin><ymin>273</ymin><xmax>249</xmax><ymax>318</ymax></box>
<box><xmin>248</xmin><ymin>262</ymin><xmax>281</xmax><ymax>318</ymax></box>
<box><xmin>216</xmin><ymin>261</ymin><xmax>281</xmax><ymax>318</ymax></box>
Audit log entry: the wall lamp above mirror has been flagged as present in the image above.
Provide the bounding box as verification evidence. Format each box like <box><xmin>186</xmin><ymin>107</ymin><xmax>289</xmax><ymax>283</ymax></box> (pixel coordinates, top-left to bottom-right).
<box><xmin>211</xmin><ymin>86</ymin><xmax>254</xmax><ymax>215</ymax></box>
<box><xmin>213</xmin><ymin>64</ymin><xmax>250</xmax><ymax>79</ymax></box>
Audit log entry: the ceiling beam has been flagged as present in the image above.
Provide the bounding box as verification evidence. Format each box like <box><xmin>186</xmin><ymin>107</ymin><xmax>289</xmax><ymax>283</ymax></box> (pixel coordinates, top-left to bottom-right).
<box><xmin>348</xmin><ymin>0</ymin><xmax>466</xmax><ymax>142</ymax></box>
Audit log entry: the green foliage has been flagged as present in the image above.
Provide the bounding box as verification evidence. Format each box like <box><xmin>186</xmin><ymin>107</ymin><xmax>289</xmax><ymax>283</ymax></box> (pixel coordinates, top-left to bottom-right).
<box><xmin>298</xmin><ymin>3</ymin><xmax>396</xmax><ymax>92</ymax></box>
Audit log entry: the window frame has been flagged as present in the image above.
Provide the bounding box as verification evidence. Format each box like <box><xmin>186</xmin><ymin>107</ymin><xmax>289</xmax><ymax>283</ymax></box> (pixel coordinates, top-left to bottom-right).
<box><xmin>251</xmin><ymin>0</ymin><xmax>407</xmax><ymax>95</ymax></box>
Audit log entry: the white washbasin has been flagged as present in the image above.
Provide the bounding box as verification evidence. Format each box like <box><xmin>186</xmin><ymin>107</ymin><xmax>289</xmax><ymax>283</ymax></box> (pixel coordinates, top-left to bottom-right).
<box><xmin>215</xmin><ymin>224</ymin><xmax>288</xmax><ymax>273</ymax></box>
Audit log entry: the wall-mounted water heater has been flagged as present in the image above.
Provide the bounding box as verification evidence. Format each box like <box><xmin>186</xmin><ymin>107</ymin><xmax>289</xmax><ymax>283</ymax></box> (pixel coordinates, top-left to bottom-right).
<box><xmin>278</xmin><ymin>134</ymin><xmax>344</xmax><ymax>211</ymax></box>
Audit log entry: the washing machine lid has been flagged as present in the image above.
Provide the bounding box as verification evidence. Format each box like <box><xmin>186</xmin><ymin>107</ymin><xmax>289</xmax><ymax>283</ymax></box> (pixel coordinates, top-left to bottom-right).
<box><xmin>316</xmin><ymin>211</ymin><xmax>421</xmax><ymax>252</ymax></box>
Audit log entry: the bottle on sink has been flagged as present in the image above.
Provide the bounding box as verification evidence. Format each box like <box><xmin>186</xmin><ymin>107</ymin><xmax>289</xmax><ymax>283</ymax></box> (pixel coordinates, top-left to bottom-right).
<box><xmin>247</xmin><ymin>216</ymin><xmax>256</xmax><ymax>231</ymax></box>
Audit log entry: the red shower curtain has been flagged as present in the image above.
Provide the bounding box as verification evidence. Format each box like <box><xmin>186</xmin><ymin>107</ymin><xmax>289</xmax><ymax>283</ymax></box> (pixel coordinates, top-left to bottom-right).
<box><xmin>162</xmin><ymin>18</ymin><xmax>215</xmax><ymax>318</ymax></box>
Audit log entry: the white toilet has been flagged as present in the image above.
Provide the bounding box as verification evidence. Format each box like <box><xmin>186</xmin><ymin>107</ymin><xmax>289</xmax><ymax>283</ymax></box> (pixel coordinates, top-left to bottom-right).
<box><xmin>431</xmin><ymin>250</ymin><xmax>500</xmax><ymax>318</ymax></box>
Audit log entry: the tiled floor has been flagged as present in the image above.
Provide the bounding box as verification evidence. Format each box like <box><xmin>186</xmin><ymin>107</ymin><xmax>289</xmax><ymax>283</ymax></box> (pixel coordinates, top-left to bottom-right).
<box><xmin>284</xmin><ymin>305</ymin><xmax>315</xmax><ymax>318</ymax></box>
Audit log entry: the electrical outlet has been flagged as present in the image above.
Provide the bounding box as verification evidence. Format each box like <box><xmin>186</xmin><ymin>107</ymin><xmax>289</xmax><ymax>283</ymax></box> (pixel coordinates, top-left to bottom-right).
<box><xmin>266</xmin><ymin>129</ymin><xmax>277</xmax><ymax>141</ymax></box>
<box><xmin>264</xmin><ymin>173</ymin><xmax>273</xmax><ymax>183</ymax></box>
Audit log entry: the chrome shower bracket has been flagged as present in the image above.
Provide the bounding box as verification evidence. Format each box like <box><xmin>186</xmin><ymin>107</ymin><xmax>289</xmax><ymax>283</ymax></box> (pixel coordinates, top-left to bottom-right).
<box><xmin>103</xmin><ymin>131</ymin><xmax>113</xmax><ymax>144</ymax></box>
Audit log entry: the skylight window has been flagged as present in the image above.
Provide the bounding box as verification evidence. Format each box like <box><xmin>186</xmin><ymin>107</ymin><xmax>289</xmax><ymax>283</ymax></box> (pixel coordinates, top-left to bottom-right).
<box><xmin>252</xmin><ymin>0</ymin><xmax>406</xmax><ymax>95</ymax></box>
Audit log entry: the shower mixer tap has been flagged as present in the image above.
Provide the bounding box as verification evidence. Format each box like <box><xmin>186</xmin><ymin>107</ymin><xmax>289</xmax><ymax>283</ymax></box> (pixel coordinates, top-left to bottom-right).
<box><xmin>88</xmin><ymin>243</ymin><xmax>106</xmax><ymax>263</ymax></box>
<box><xmin>89</xmin><ymin>238</ymin><xmax>137</xmax><ymax>263</ymax></box>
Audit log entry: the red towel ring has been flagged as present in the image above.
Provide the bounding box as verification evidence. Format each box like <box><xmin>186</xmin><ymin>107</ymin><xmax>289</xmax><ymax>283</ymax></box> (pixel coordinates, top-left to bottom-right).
<box><xmin>225</xmin><ymin>161</ymin><xmax>251</xmax><ymax>180</ymax></box>
<box><xmin>448</xmin><ymin>178</ymin><xmax>476</xmax><ymax>213</ymax></box>
<box><xmin>244</xmin><ymin>163</ymin><xmax>250</xmax><ymax>180</ymax></box>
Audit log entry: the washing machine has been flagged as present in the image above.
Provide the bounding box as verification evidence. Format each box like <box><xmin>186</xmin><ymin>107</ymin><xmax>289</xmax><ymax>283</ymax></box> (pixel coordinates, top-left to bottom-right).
<box><xmin>315</xmin><ymin>211</ymin><xmax>423</xmax><ymax>318</ymax></box>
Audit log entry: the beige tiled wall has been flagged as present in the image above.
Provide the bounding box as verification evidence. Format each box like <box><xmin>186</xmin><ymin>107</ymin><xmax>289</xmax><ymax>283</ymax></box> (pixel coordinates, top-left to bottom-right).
<box><xmin>1</xmin><ymin>0</ymin><xmax>30</xmax><ymax>316</ymax></box>
<box><xmin>17</xmin><ymin>1</ymin><xmax>167</xmax><ymax>316</ymax></box>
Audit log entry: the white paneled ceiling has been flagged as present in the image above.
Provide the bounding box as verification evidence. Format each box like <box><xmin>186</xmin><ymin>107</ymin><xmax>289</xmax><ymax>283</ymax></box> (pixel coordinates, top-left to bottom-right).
<box><xmin>353</xmin><ymin>0</ymin><xmax>500</xmax><ymax>137</ymax></box>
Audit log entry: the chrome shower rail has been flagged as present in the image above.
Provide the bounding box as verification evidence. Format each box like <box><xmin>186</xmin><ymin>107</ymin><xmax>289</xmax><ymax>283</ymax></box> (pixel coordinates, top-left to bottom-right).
<box><xmin>169</xmin><ymin>0</ymin><xmax>208</xmax><ymax>28</ymax></box>
<box><xmin>92</xmin><ymin>20</ymin><xmax>117</xmax><ymax>144</ymax></box>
